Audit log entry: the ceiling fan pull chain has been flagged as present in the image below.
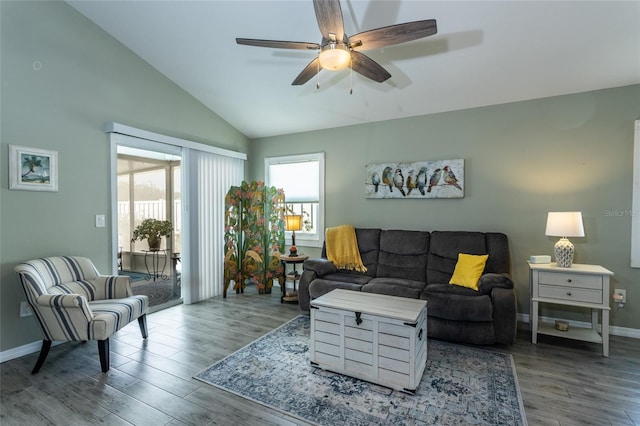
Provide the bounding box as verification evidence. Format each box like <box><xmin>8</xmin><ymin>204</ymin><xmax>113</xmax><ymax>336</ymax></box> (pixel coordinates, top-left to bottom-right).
<box><xmin>349</xmin><ymin>58</ymin><xmax>353</xmax><ymax>95</ymax></box>
<box><xmin>316</xmin><ymin>52</ymin><xmax>321</xmax><ymax>90</ymax></box>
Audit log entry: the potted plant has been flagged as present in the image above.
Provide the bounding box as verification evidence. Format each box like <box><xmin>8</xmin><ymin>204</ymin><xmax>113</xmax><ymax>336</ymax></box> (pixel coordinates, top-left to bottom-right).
<box><xmin>131</xmin><ymin>218</ymin><xmax>173</xmax><ymax>251</ymax></box>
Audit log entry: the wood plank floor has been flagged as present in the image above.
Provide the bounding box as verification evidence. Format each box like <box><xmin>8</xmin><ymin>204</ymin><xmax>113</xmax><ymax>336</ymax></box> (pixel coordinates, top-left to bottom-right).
<box><xmin>1</xmin><ymin>290</ymin><xmax>639</xmax><ymax>425</ymax></box>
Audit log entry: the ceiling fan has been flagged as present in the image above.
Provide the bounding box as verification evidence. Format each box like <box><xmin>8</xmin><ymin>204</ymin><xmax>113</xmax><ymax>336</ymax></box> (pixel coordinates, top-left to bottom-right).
<box><xmin>236</xmin><ymin>0</ymin><xmax>437</xmax><ymax>86</ymax></box>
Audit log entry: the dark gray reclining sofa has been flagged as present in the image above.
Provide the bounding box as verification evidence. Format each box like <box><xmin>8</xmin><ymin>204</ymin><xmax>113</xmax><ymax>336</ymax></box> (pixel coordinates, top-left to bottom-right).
<box><xmin>298</xmin><ymin>229</ymin><xmax>516</xmax><ymax>345</ymax></box>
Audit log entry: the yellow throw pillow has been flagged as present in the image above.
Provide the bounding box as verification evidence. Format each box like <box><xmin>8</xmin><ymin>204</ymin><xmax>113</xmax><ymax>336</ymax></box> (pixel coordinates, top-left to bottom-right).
<box><xmin>449</xmin><ymin>253</ymin><xmax>489</xmax><ymax>291</ymax></box>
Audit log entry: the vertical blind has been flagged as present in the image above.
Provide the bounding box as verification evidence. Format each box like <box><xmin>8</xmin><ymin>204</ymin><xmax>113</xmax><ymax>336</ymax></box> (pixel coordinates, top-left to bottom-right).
<box><xmin>188</xmin><ymin>149</ymin><xmax>244</xmax><ymax>302</ymax></box>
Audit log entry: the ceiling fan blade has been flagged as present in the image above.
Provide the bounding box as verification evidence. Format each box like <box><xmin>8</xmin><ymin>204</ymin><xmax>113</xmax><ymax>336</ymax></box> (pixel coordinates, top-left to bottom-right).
<box><xmin>350</xmin><ymin>19</ymin><xmax>437</xmax><ymax>51</ymax></box>
<box><xmin>351</xmin><ymin>52</ymin><xmax>391</xmax><ymax>83</ymax></box>
<box><xmin>313</xmin><ymin>0</ymin><xmax>345</xmax><ymax>41</ymax></box>
<box><xmin>349</xmin><ymin>51</ymin><xmax>391</xmax><ymax>83</ymax></box>
<box><xmin>292</xmin><ymin>57</ymin><xmax>323</xmax><ymax>85</ymax></box>
<box><xmin>236</xmin><ymin>38</ymin><xmax>320</xmax><ymax>50</ymax></box>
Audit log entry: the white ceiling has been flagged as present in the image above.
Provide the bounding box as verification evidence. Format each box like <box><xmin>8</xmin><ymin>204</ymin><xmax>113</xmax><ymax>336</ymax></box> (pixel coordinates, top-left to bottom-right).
<box><xmin>67</xmin><ymin>1</ymin><xmax>640</xmax><ymax>139</ymax></box>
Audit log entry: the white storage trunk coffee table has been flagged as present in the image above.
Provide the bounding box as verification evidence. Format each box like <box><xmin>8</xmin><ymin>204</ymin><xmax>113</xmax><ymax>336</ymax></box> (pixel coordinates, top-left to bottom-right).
<box><xmin>310</xmin><ymin>289</ymin><xmax>428</xmax><ymax>393</ymax></box>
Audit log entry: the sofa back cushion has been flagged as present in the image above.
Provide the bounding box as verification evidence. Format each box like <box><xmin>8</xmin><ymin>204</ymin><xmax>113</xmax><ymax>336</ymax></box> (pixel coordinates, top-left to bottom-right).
<box><xmin>377</xmin><ymin>229</ymin><xmax>430</xmax><ymax>282</ymax></box>
<box><xmin>485</xmin><ymin>232</ymin><xmax>511</xmax><ymax>273</ymax></box>
<box><xmin>427</xmin><ymin>231</ymin><xmax>510</xmax><ymax>284</ymax></box>
<box><xmin>322</xmin><ymin>228</ymin><xmax>380</xmax><ymax>277</ymax></box>
<box><xmin>15</xmin><ymin>256</ymin><xmax>101</xmax><ymax>302</ymax></box>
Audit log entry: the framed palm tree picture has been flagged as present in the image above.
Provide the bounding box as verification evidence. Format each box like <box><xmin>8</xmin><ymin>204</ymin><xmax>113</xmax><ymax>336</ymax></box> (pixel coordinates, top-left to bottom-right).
<box><xmin>9</xmin><ymin>145</ymin><xmax>58</xmax><ymax>192</ymax></box>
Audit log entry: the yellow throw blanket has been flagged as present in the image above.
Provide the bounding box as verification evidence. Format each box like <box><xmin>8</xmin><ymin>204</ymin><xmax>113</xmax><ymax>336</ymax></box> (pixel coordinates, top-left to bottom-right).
<box><xmin>325</xmin><ymin>225</ymin><xmax>367</xmax><ymax>273</ymax></box>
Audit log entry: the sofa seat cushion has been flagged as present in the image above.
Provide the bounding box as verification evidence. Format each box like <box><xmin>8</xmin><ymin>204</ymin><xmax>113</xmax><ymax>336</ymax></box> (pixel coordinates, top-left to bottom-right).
<box><xmin>88</xmin><ymin>296</ymin><xmax>149</xmax><ymax>340</ymax></box>
<box><xmin>308</xmin><ymin>277</ymin><xmax>368</xmax><ymax>299</ymax></box>
<box><xmin>421</xmin><ymin>283</ymin><xmax>493</xmax><ymax>322</ymax></box>
<box><xmin>318</xmin><ymin>272</ymin><xmax>373</xmax><ymax>286</ymax></box>
<box><xmin>361</xmin><ymin>277</ymin><xmax>425</xmax><ymax>299</ymax></box>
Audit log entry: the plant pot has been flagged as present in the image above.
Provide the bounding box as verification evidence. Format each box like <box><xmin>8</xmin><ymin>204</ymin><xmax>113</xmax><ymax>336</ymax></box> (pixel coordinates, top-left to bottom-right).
<box><xmin>147</xmin><ymin>237</ymin><xmax>161</xmax><ymax>251</ymax></box>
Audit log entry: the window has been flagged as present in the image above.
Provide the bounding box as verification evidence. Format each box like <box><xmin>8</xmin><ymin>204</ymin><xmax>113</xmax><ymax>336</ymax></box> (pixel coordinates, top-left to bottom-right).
<box><xmin>266</xmin><ymin>153</ymin><xmax>324</xmax><ymax>247</ymax></box>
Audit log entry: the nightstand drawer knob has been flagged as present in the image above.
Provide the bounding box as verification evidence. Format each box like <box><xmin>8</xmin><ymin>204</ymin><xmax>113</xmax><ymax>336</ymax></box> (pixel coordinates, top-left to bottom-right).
<box><xmin>567</xmin><ymin>279</ymin><xmax>572</xmax><ymax>283</ymax></box>
<box><xmin>567</xmin><ymin>291</ymin><xmax>572</xmax><ymax>296</ymax></box>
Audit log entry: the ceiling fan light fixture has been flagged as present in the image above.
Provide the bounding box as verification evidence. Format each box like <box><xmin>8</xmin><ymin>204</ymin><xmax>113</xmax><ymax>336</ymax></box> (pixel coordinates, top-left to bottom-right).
<box><xmin>319</xmin><ymin>43</ymin><xmax>351</xmax><ymax>71</ymax></box>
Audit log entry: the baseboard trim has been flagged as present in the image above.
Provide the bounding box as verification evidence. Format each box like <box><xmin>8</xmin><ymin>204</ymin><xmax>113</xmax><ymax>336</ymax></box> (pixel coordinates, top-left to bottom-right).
<box><xmin>0</xmin><ymin>340</ymin><xmax>63</xmax><ymax>364</ymax></box>
<box><xmin>3</xmin><ymin>315</ymin><xmax>637</xmax><ymax>364</ymax></box>
<box><xmin>517</xmin><ymin>313</ymin><xmax>640</xmax><ymax>339</ymax></box>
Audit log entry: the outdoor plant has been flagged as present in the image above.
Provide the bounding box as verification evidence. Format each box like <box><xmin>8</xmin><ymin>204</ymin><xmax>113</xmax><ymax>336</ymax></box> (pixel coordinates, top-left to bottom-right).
<box><xmin>131</xmin><ymin>218</ymin><xmax>173</xmax><ymax>250</ymax></box>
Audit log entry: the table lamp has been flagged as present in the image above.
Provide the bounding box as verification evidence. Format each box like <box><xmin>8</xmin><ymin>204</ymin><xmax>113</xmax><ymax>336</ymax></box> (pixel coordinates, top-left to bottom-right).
<box><xmin>284</xmin><ymin>214</ymin><xmax>303</xmax><ymax>256</ymax></box>
<box><xmin>545</xmin><ymin>211</ymin><xmax>585</xmax><ymax>268</ymax></box>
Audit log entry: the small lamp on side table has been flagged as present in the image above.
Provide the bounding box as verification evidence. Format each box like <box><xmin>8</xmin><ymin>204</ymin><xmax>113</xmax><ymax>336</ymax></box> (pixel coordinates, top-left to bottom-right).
<box><xmin>284</xmin><ymin>214</ymin><xmax>303</xmax><ymax>257</ymax></box>
<box><xmin>545</xmin><ymin>211</ymin><xmax>585</xmax><ymax>268</ymax></box>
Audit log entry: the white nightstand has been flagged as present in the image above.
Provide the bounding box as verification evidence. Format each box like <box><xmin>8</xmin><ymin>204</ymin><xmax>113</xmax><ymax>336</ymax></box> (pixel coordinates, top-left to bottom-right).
<box><xmin>528</xmin><ymin>262</ymin><xmax>614</xmax><ymax>357</ymax></box>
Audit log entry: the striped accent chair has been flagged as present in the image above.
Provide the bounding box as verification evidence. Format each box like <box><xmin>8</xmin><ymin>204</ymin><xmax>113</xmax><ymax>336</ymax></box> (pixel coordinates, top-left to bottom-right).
<box><xmin>15</xmin><ymin>256</ymin><xmax>149</xmax><ymax>374</ymax></box>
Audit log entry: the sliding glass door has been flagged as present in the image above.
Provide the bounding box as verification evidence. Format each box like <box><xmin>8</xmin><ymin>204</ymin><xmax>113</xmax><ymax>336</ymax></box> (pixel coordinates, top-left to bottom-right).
<box><xmin>114</xmin><ymin>143</ymin><xmax>183</xmax><ymax>311</ymax></box>
<box><xmin>108</xmin><ymin>124</ymin><xmax>246</xmax><ymax>305</ymax></box>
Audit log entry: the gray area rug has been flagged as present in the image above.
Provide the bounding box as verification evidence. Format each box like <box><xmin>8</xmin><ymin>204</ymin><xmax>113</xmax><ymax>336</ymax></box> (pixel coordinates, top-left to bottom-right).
<box><xmin>131</xmin><ymin>279</ymin><xmax>177</xmax><ymax>307</ymax></box>
<box><xmin>119</xmin><ymin>270</ymin><xmax>148</xmax><ymax>282</ymax></box>
<box><xmin>194</xmin><ymin>315</ymin><xmax>527</xmax><ymax>425</ymax></box>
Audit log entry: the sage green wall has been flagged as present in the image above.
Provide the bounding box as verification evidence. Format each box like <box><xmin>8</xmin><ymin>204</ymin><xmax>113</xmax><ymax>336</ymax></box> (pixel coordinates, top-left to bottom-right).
<box><xmin>250</xmin><ymin>85</ymin><xmax>640</xmax><ymax>331</ymax></box>
<box><xmin>0</xmin><ymin>1</ymin><xmax>250</xmax><ymax>351</ymax></box>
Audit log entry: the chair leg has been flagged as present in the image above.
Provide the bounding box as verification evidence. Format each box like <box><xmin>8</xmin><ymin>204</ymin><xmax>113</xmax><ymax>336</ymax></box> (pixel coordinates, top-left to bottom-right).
<box><xmin>31</xmin><ymin>340</ymin><xmax>52</xmax><ymax>374</ymax></box>
<box><xmin>138</xmin><ymin>314</ymin><xmax>148</xmax><ymax>339</ymax></box>
<box><xmin>98</xmin><ymin>339</ymin><xmax>110</xmax><ymax>373</ymax></box>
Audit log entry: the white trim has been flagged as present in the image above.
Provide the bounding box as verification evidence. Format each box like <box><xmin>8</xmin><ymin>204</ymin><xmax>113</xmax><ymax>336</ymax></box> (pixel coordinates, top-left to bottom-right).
<box><xmin>265</xmin><ymin>152</ymin><xmax>322</xmax><ymax>165</ymax></box>
<box><xmin>110</xmin><ymin>139</ymin><xmax>119</xmax><ymax>275</ymax></box>
<box><xmin>518</xmin><ymin>313</ymin><xmax>640</xmax><ymax>339</ymax></box>
<box><xmin>0</xmin><ymin>341</ymin><xmax>63</xmax><ymax>364</ymax></box>
<box><xmin>631</xmin><ymin>119</ymin><xmax>640</xmax><ymax>267</ymax></box>
<box><xmin>105</xmin><ymin>122</ymin><xmax>247</xmax><ymax>160</ymax></box>
<box><xmin>2</xmin><ymin>314</ymin><xmax>638</xmax><ymax>364</ymax></box>
<box><xmin>180</xmin><ymin>148</ymin><xmax>192</xmax><ymax>304</ymax></box>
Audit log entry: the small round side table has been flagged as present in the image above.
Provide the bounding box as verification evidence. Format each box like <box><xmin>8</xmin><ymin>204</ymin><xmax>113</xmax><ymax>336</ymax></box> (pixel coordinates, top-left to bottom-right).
<box><xmin>280</xmin><ymin>253</ymin><xmax>309</xmax><ymax>303</ymax></box>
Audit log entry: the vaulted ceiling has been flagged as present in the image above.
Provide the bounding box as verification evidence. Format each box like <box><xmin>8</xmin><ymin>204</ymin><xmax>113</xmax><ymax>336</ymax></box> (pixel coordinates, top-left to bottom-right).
<box><xmin>67</xmin><ymin>1</ymin><xmax>640</xmax><ymax>139</ymax></box>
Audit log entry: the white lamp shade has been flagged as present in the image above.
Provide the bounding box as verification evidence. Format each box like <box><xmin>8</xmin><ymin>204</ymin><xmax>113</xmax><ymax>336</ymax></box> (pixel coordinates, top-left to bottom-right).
<box><xmin>545</xmin><ymin>212</ymin><xmax>585</xmax><ymax>237</ymax></box>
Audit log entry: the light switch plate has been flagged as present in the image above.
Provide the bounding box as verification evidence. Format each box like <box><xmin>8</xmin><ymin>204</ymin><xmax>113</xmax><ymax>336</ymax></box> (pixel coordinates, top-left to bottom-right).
<box><xmin>95</xmin><ymin>214</ymin><xmax>106</xmax><ymax>228</ymax></box>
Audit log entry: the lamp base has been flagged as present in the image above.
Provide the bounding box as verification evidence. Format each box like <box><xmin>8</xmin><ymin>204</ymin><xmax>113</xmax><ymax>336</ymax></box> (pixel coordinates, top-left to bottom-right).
<box><xmin>554</xmin><ymin>237</ymin><xmax>575</xmax><ymax>268</ymax></box>
<box><xmin>288</xmin><ymin>245</ymin><xmax>298</xmax><ymax>257</ymax></box>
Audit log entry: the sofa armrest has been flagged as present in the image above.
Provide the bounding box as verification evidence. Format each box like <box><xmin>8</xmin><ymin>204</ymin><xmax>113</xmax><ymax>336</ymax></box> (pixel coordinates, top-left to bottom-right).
<box><xmin>32</xmin><ymin>294</ymin><xmax>94</xmax><ymax>340</ymax></box>
<box><xmin>303</xmin><ymin>258</ymin><xmax>337</xmax><ymax>277</ymax></box>
<box><xmin>36</xmin><ymin>294</ymin><xmax>85</xmax><ymax>308</ymax></box>
<box><xmin>297</xmin><ymin>270</ymin><xmax>318</xmax><ymax>311</ymax></box>
<box><xmin>477</xmin><ymin>273</ymin><xmax>514</xmax><ymax>294</ymax></box>
<box><xmin>94</xmin><ymin>275</ymin><xmax>132</xmax><ymax>299</ymax></box>
<box><xmin>490</xmin><ymin>287</ymin><xmax>517</xmax><ymax>344</ymax></box>
<box><xmin>35</xmin><ymin>293</ymin><xmax>94</xmax><ymax>323</ymax></box>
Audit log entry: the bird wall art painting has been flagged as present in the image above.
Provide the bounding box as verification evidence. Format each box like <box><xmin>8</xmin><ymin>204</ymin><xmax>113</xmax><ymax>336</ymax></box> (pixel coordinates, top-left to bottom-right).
<box><xmin>365</xmin><ymin>159</ymin><xmax>464</xmax><ymax>199</ymax></box>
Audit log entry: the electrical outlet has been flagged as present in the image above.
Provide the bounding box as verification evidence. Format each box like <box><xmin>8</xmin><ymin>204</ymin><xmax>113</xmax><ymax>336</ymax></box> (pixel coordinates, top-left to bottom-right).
<box><xmin>19</xmin><ymin>301</ymin><xmax>33</xmax><ymax>317</ymax></box>
<box><xmin>614</xmin><ymin>289</ymin><xmax>626</xmax><ymax>304</ymax></box>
